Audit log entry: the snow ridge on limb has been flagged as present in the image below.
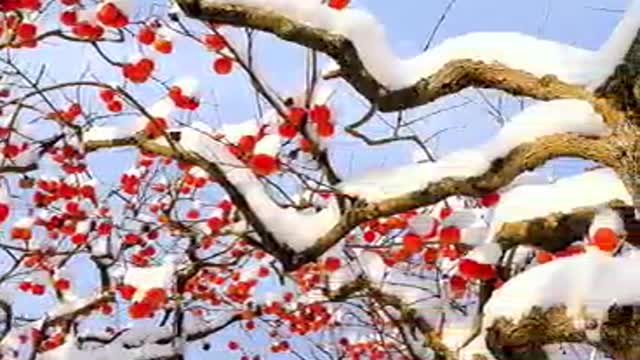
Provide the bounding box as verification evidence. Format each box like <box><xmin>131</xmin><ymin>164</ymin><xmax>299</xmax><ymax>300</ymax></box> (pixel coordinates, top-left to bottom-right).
<box><xmin>179</xmin><ymin>0</ymin><xmax>640</xmax><ymax>111</ymax></box>
<box><xmin>339</xmin><ymin>100</ymin><xmax>610</xmax><ymax>202</ymax></box>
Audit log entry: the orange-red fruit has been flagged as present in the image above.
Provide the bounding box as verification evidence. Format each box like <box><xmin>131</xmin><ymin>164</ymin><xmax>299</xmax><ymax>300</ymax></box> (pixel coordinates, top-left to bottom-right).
<box><xmin>536</xmin><ymin>250</ymin><xmax>554</xmax><ymax>264</ymax></box>
<box><xmin>316</xmin><ymin>120</ymin><xmax>335</xmax><ymax>137</ymax></box>
<box><xmin>402</xmin><ymin>233</ymin><xmax>423</xmax><ymax>253</ymax></box>
<box><xmin>328</xmin><ymin>0</ymin><xmax>350</xmax><ymax>10</ymax></box>
<box><xmin>97</xmin><ymin>3</ymin><xmax>128</xmax><ymax>28</ymax></box>
<box><xmin>480</xmin><ymin>193</ymin><xmax>501</xmax><ymax>207</ymax></box>
<box><xmin>54</xmin><ymin>279</ymin><xmax>70</xmax><ymax>291</ymax></box>
<box><xmin>137</xmin><ymin>27</ymin><xmax>156</xmax><ymax>45</ymax></box>
<box><xmin>439</xmin><ymin>226</ymin><xmax>461</xmax><ymax>245</ymax></box>
<box><xmin>278</xmin><ymin>123</ymin><xmax>297</xmax><ymax>138</ymax></box>
<box><xmin>0</xmin><ymin>203</ymin><xmax>9</xmax><ymax>223</ymax></box>
<box><xmin>309</xmin><ymin>105</ymin><xmax>331</xmax><ymax>124</ymax></box>
<box><xmin>144</xmin><ymin>117</ymin><xmax>168</xmax><ymax>138</ymax></box>
<box><xmin>16</xmin><ymin>23</ymin><xmax>37</xmax><ymax>40</ymax></box>
<box><xmin>324</xmin><ymin>257</ymin><xmax>341</xmax><ymax>272</ymax></box>
<box><xmin>117</xmin><ymin>284</ymin><xmax>137</xmax><ymax>300</ymax></box>
<box><xmin>204</xmin><ymin>34</ymin><xmax>226</xmax><ymax>50</ymax></box>
<box><xmin>213</xmin><ymin>57</ymin><xmax>233</xmax><ymax>75</ymax></box>
<box><xmin>249</xmin><ymin>154</ymin><xmax>279</xmax><ymax>176</ymax></box>
<box><xmin>153</xmin><ymin>39</ymin><xmax>173</xmax><ymax>54</ymax></box>
<box><xmin>592</xmin><ymin>227</ymin><xmax>619</xmax><ymax>252</ymax></box>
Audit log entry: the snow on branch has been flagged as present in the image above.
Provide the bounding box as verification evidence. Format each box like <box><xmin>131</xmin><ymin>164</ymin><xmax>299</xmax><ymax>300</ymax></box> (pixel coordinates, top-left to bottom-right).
<box><xmin>340</xmin><ymin>100</ymin><xmax>611</xmax><ymax>202</ymax></box>
<box><xmin>177</xmin><ymin>0</ymin><xmax>640</xmax><ymax>112</ymax></box>
<box><xmin>484</xmin><ymin>248</ymin><xmax>640</xmax><ymax>359</ymax></box>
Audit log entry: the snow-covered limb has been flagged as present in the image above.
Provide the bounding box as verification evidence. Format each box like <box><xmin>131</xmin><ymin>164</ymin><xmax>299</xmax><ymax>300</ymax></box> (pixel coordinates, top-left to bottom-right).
<box><xmin>484</xmin><ymin>249</ymin><xmax>640</xmax><ymax>359</ymax></box>
<box><xmin>176</xmin><ymin>0</ymin><xmax>639</xmax><ymax>113</ymax></box>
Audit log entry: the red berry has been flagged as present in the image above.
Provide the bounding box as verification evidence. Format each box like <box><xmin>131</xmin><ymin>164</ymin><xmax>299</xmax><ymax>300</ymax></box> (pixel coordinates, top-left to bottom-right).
<box><xmin>309</xmin><ymin>105</ymin><xmax>331</xmax><ymax>124</ymax></box>
<box><xmin>213</xmin><ymin>57</ymin><xmax>233</xmax><ymax>75</ymax></box>
<box><xmin>137</xmin><ymin>27</ymin><xmax>156</xmax><ymax>45</ymax></box>
<box><xmin>328</xmin><ymin>0</ymin><xmax>350</xmax><ymax>9</ymax></box>
<box><xmin>480</xmin><ymin>193</ymin><xmax>501</xmax><ymax>207</ymax></box>
<box><xmin>315</xmin><ymin>120</ymin><xmax>335</xmax><ymax>137</ymax></box>
<box><xmin>536</xmin><ymin>250</ymin><xmax>554</xmax><ymax>264</ymax></box>
<box><xmin>16</xmin><ymin>23</ymin><xmax>37</xmax><ymax>40</ymax></box>
<box><xmin>324</xmin><ymin>257</ymin><xmax>341</xmax><ymax>272</ymax></box>
<box><xmin>0</xmin><ymin>203</ymin><xmax>10</xmax><ymax>223</ymax></box>
<box><xmin>439</xmin><ymin>226</ymin><xmax>461</xmax><ymax>245</ymax></box>
<box><xmin>402</xmin><ymin>233</ymin><xmax>423</xmax><ymax>254</ymax></box>
<box><xmin>204</xmin><ymin>34</ymin><xmax>226</xmax><ymax>50</ymax></box>
<box><xmin>31</xmin><ymin>283</ymin><xmax>45</xmax><ymax>295</ymax></box>
<box><xmin>592</xmin><ymin>227</ymin><xmax>619</xmax><ymax>252</ymax></box>
<box><xmin>60</xmin><ymin>11</ymin><xmax>78</xmax><ymax>27</ymax></box>
<box><xmin>128</xmin><ymin>302</ymin><xmax>153</xmax><ymax>319</ymax></box>
<box><xmin>54</xmin><ymin>279</ymin><xmax>70</xmax><ymax>291</ymax></box>
<box><xmin>107</xmin><ymin>100</ymin><xmax>123</xmax><ymax>112</ymax></box>
<box><xmin>249</xmin><ymin>154</ymin><xmax>279</xmax><ymax>176</ymax></box>
<box><xmin>278</xmin><ymin>123</ymin><xmax>297</xmax><ymax>138</ymax></box>
<box><xmin>153</xmin><ymin>39</ymin><xmax>173</xmax><ymax>54</ymax></box>
<box><xmin>117</xmin><ymin>284</ymin><xmax>137</xmax><ymax>300</ymax></box>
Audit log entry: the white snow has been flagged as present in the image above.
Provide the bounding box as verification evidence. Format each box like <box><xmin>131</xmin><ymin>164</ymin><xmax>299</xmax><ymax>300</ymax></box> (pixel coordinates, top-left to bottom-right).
<box><xmin>464</xmin><ymin>243</ymin><xmax>503</xmax><ymax>265</ymax></box>
<box><xmin>493</xmin><ymin>168</ymin><xmax>630</xmax><ymax>225</ymax></box>
<box><xmin>484</xmin><ymin>248</ymin><xmax>640</xmax><ymax>327</ymax></box>
<box><xmin>200</xmin><ymin>0</ymin><xmax>640</xmax><ymax>89</ymax></box>
<box><xmin>340</xmin><ymin>100</ymin><xmax>609</xmax><ymax>202</ymax></box>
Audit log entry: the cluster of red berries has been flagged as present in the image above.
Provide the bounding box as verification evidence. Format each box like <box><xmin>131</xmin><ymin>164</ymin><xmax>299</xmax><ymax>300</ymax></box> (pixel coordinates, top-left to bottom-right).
<box><xmin>122</xmin><ymin>58</ymin><xmax>155</xmax><ymax>83</ymax></box>
<box><xmin>98</xmin><ymin>89</ymin><xmax>124</xmax><ymax>112</ymax></box>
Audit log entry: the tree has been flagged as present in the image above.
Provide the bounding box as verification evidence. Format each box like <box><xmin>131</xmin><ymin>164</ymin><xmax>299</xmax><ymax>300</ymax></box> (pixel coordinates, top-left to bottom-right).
<box><xmin>0</xmin><ymin>0</ymin><xmax>639</xmax><ymax>359</ymax></box>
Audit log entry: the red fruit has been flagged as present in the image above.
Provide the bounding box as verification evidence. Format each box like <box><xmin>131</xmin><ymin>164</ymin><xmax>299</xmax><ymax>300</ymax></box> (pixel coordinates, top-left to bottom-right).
<box><xmin>99</xmin><ymin>89</ymin><xmax>116</xmax><ymax>102</ymax></box>
<box><xmin>227</xmin><ymin>341</ymin><xmax>240</xmax><ymax>351</ymax></box>
<box><xmin>449</xmin><ymin>275</ymin><xmax>467</xmax><ymax>298</ymax></box>
<box><xmin>592</xmin><ymin>227</ymin><xmax>619</xmax><ymax>252</ymax></box>
<box><xmin>480</xmin><ymin>193</ymin><xmax>501</xmax><ymax>207</ymax></box>
<box><xmin>237</xmin><ymin>135</ymin><xmax>256</xmax><ymax>154</ymax></box>
<box><xmin>328</xmin><ymin>0</ymin><xmax>350</xmax><ymax>9</ymax></box>
<box><xmin>213</xmin><ymin>57</ymin><xmax>233</xmax><ymax>75</ymax></box>
<box><xmin>54</xmin><ymin>279</ymin><xmax>70</xmax><ymax>291</ymax></box>
<box><xmin>123</xmin><ymin>233</ymin><xmax>141</xmax><ymax>245</ymax></box>
<box><xmin>97</xmin><ymin>3</ymin><xmax>128</xmax><ymax>28</ymax></box>
<box><xmin>309</xmin><ymin>105</ymin><xmax>331</xmax><ymax>124</ymax></box>
<box><xmin>439</xmin><ymin>226</ymin><xmax>461</xmax><ymax>245</ymax></box>
<box><xmin>31</xmin><ymin>283</ymin><xmax>45</xmax><ymax>295</ymax></box>
<box><xmin>19</xmin><ymin>281</ymin><xmax>31</xmax><ymax>292</ymax></box>
<box><xmin>423</xmin><ymin>247</ymin><xmax>438</xmax><ymax>264</ymax></box>
<box><xmin>288</xmin><ymin>107</ymin><xmax>306</xmax><ymax>126</ymax></box>
<box><xmin>117</xmin><ymin>284</ymin><xmax>137</xmax><ymax>300</ymax></box>
<box><xmin>143</xmin><ymin>288</ymin><xmax>168</xmax><ymax>308</ymax></box>
<box><xmin>249</xmin><ymin>154</ymin><xmax>279</xmax><ymax>176</ymax></box>
<box><xmin>315</xmin><ymin>120</ymin><xmax>335</xmax><ymax>137</ymax></box>
<box><xmin>458</xmin><ymin>259</ymin><xmax>481</xmax><ymax>278</ymax></box>
<box><xmin>299</xmin><ymin>138</ymin><xmax>313</xmax><ymax>153</ymax></box>
<box><xmin>536</xmin><ymin>250</ymin><xmax>554</xmax><ymax>264</ymax></box>
<box><xmin>107</xmin><ymin>100</ymin><xmax>123</xmax><ymax>112</ymax></box>
<box><xmin>60</xmin><ymin>11</ymin><xmax>78</xmax><ymax>27</ymax></box>
<box><xmin>70</xmin><ymin>233</ymin><xmax>88</xmax><ymax>245</ymax></box>
<box><xmin>16</xmin><ymin>23</ymin><xmax>37</xmax><ymax>40</ymax></box>
<box><xmin>402</xmin><ymin>233</ymin><xmax>423</xmax><ymax>253</ymax></box>
<box><xmin>439</xmin><ymin>207</ymin><xmax>453</xmax><ymax>220</ymax></box>
<box><xmin>278</xmin><ymin>123</ymin><xmax>297</xmax><ymax>138</ymax></box>
<box><xmin>153</xmin><ymin>39</ymin><xmax>173</xmax><ymax>54</ymax></box>
<box><xmin>137</xmin><ymin>27</ymin><xmax>156</xmax><ymax>45</ymax></box>
<box><xmin>128</xmin><ymin>302</ymin><xmax>153</xmax><ymax>319</ymax></box>
<box><xmin>0</xmin><ymin>203</ymin><xmax>10</xmax><ymax>223</ymax></box>
<box><xmin>204</xmin><ymin>34</ymin><xmax>226</xmax><ymax>50</ymax></box>
<box><xmin>324</xmin><ymin>257</ymin><xmax>341</xmax><ymax>272</ymax></box>
<box><xmin>363</xmin><ymin>230</ymin><xmax>376</xmax><ymax>243</ymax></box>
<box><xmin>61</xmin><ymin>0</ymin><xmax>79</xmax><ymax>5</ymax></box>
<box><xmin>206</xmin><ymin>217</ymin><xmax>224</xmax><ymax>233</ymax></box>
<box><xmin>144</xmin><ymin>117</ymin><xmax>168</xmax><ymax>138</ymax></box>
